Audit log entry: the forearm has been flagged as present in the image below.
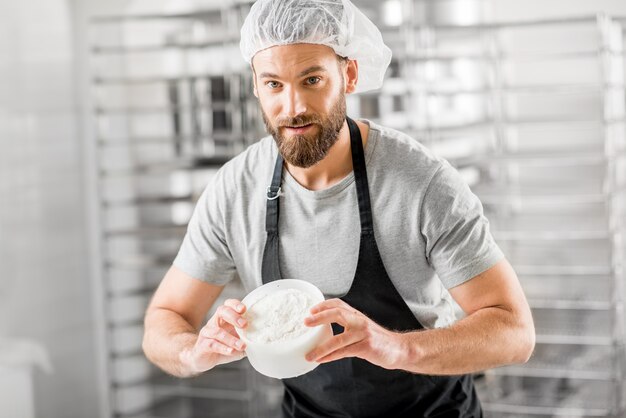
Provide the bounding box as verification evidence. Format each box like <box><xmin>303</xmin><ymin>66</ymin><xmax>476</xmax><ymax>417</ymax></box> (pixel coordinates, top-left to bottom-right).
<box><xmin>142</xmin><ymin>307</ymin><xmax>203</xmax><ymax>378</ymax></box>
<box><xmin>397</xmin><ymin>306</ymin><xmax>535</xmax><ymax>375</ymax></box>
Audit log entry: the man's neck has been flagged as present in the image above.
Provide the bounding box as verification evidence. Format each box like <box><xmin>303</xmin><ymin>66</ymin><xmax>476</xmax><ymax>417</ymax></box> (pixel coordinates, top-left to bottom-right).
<box><xmin>284</xmin><ymin>120</ymin><xmax>369</xmax><ymax>191</ymax></box>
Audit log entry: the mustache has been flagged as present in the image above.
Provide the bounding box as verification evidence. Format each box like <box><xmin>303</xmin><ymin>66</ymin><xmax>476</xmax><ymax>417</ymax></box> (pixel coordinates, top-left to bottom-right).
<box><xmin>277</xmin><ymin>115</ymin><xmax>321</xmax><ymax>127</ymax></box>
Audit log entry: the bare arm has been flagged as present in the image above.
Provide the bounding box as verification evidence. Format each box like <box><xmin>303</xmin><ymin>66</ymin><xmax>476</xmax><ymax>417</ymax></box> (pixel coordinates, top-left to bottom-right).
<box><xmin>142</xmin><ymin>265</ymin><xmax>248</xmax><ymax>378</ymax></box>
<box><xmin>397</xmin><ymin>258</ymin><xmax>536</xmax><ymax>374</ymax></box>
<box><xmin>305</xmin><ymin>258</ymin><xmax>536</xmax><ymax>375</ymax></box>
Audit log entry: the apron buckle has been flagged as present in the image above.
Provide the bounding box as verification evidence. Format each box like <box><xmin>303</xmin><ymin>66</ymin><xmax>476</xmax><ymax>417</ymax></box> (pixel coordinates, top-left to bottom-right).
<box><xmin>267</xmin><ymin>185</ymin><xmax>282</xmax><ymax>200</ymax></box>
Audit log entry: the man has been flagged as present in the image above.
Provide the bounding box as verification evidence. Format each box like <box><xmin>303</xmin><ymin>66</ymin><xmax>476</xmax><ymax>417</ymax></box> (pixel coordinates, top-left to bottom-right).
<box><xmin>142</xmin><ymin>0</ymin><xmax>536</xmax><ymax>416</ymax></box>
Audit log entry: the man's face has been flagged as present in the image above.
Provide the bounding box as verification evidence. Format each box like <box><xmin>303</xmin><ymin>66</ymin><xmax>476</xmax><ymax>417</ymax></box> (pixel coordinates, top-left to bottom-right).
<box><xmin>252</xmin><ymin>44</ymin><xmax>348</xmax><ymax>168</ymax></box>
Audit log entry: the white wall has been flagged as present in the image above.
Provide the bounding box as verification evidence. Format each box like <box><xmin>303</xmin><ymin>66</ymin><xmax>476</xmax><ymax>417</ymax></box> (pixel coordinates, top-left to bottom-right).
<box><xmin>0</xmin><ymin>0</ymin><xmax>99</xmax><ymax>417</ymax></box>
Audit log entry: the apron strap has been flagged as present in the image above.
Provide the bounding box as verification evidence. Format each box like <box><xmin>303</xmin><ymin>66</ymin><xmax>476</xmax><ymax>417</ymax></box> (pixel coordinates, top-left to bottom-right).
<box><xmin>261</xmin><ymin>152</ymin><xmax>284</xmax><ymax>282</ymax></box>
<box><xmin>346</xmin><ymin>117</ymin><xmax>374</xmax><ymax>234</ymax></box>
<box><xmin>265</xmin><ymin>153</ymin><xmax>284</xmax><ymax>233</ymax></box>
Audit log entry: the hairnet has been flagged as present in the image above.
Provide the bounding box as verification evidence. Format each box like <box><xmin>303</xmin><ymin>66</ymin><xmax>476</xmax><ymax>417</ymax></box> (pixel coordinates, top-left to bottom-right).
<box><xmin>239</xmin><ymin>0</ymin><xmax>392</xmax><ymax>94</ymax></box>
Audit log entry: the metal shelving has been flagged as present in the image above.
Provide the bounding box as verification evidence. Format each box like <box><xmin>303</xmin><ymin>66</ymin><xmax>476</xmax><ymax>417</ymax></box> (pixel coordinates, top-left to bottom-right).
<box><xmin>89</xmin><ymin>1</ymin><xmax>283</xmax><ymax>417</ymax></box>
<box><xmin>393</xmin><ymin>12</ymin><xmax>625</xmax><ymax>417</ymax></box>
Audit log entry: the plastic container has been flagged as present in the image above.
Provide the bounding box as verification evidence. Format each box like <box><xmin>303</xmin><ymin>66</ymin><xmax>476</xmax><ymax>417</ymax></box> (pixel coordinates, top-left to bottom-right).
<box><xmin>234</xmin><ymin>279</ymin><xmax>333</xmax><ymax>379</ymax></box>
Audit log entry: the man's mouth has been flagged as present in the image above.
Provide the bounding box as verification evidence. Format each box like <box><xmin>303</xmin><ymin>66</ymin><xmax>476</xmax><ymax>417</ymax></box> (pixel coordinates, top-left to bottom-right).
<box><xmin>284</xmin><ymin>123</ymin><xmax>314</xmax><ymax>134</ymax></box>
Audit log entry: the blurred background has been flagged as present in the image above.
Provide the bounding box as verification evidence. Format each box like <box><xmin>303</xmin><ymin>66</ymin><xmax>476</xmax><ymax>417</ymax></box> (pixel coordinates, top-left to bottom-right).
<box><xmin>1</xmin><ymin>0</ymin><xmax>626</xmax><ymax>417</ymax></box>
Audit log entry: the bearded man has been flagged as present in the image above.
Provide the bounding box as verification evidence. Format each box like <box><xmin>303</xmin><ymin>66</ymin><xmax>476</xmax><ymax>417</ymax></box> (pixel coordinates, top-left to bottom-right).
<box><xmin>142</xmin><ymin>1</ymin><xmax>535</xmax><ymax>416</ymax></box>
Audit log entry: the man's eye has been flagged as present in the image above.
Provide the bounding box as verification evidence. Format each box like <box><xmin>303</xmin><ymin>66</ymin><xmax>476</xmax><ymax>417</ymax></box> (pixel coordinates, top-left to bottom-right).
<box><xmin>306</xmin><ymin>77</ymin><xmax>321</xmax><ymax>85</ymax></box>
<box><xmin>266</xmin><ymin>81</ymin><xmax>280</xmax><ymax>89</ymax></box>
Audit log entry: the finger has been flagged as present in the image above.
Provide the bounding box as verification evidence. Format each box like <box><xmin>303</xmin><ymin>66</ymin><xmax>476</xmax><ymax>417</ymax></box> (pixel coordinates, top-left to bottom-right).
<box><xmin>317</xmin><ymin>342</ymin><xmax>361</xmax><ymax>364</ymax></box>
<box><xmin>305</xmin><ymin>307</ymin><xmax>352</xmax><ymax>327</ymax></box>
<box><xmin>216</xmin><ymin>305</ymin><xmax>247</xmax><ymax>328</ymax></box>
<box><xmin>200</xmin><ymin>327</ymin><xmax>246</xmax><ymax>351</ymax></box>
<box><xmin>309</xmin><ymin>298</ymin><xmax>347</xmax><ymax>314</ymax></box>
<box><xmin>222</xmin><ymin>327</ymin><xmax>241</xmax><ymax>339</ymax></box>
<box><xmin>224</xmin><ymin>299</ymin><xmax>246</xmax><ymax>314</ymax></box>
<box><xmin>306</xmin><ymin>329</ymin><xmax>363</xmax><ymax>362</ymax></box>
<box><xmin>202</xmin><ymin>319</ymin><xmax>239</xmax><ymax>339</ymax></box>
<box><xmin>204</xmin><ymin>338</ymin><xmax>237</xmax><ymax>356</ymax></box>
<box><xmin>214</xmin><ymin>350</ymin><xmax>247</xmax><ymax>367</ymax></box>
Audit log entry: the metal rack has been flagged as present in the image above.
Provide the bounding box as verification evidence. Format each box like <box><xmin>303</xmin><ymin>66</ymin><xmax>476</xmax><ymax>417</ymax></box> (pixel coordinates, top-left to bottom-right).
<box><xmin>89</xmin><ymin>1</ymin><xmax>626</xmax><ymax>417</ymax></box>
<box><xmin>388</xmin><ymin>12</ymin><xmax>626</xmax><ymax>417</ymax></box>
<box><xmin>89</xmin><ymin>2</ymin><xmax>286</xmax><ymax>417</ymax></box>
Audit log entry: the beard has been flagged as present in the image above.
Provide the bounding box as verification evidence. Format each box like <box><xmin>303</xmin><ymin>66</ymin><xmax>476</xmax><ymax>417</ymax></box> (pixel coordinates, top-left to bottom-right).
<box><xmin>261</xmin><ymin>93</ymin><xmax>347</xmax><ymax>168</ymax></box>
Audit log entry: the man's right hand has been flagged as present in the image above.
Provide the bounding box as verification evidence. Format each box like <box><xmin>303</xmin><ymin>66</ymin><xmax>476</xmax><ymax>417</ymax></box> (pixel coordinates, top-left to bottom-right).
<box><xmin>179</xmin><ymin>298</ymin><xmax>248</xmax><ymax>375</ymax></box>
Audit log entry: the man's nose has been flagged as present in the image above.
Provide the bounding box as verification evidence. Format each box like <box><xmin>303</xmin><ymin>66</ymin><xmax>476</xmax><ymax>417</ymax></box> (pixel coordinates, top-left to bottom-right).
<box><xmin>283</xmin><ymin>86</ymin><xmax>307</xmax><ymax>118</ymax></box>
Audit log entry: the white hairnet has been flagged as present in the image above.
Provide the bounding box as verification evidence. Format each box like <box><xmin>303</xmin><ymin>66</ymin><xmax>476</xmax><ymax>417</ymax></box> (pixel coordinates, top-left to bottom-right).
<box><xmin>239</xmin><ymin>0</ymin><xmax>392</xmax><ymax>94</ymax></box>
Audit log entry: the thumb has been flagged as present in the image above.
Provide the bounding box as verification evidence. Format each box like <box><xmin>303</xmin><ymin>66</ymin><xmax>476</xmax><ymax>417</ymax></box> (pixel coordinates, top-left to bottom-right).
<box><xmin>215</xmin><ymin>350</ymin><xmax>247</xmax><ymax>366</ymax></box>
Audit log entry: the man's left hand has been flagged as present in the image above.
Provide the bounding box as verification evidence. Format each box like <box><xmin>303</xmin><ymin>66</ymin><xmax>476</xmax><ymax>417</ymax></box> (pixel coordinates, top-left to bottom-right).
<box><xmin>304</xmin><ymin>298</ymin><xmax>407</xmax><ymax>369</ymax></box>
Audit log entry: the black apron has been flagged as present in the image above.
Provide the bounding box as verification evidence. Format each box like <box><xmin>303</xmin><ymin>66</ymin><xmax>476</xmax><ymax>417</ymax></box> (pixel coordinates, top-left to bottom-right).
<box><xmin>261</xmin><ymin>117</ymin><xmax>483</xmax><ymax>418</ymax></box>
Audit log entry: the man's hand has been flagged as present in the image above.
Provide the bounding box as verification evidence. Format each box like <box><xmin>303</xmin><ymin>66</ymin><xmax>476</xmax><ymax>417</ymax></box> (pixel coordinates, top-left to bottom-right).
<box><xmin>179</xmin><ymin>299</ymin><xmax>248</xmax><ymax>375</ymax></box>
<box><xmin>304</xmin><ymin>298</ymin><xmax>405</xmax><ymax>369</ymax></box>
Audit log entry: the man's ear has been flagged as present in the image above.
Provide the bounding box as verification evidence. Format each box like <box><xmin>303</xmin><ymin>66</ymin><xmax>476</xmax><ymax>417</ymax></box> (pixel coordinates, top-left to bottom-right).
<box><xmin>344</xmin><ymin>59</ymin><xmax>359</xmax><ymax>95</ymax></box>
<box><xmin>250</xmin><ymin>63</ymin><xmax>259</xmax><ymax>98</ymax></box>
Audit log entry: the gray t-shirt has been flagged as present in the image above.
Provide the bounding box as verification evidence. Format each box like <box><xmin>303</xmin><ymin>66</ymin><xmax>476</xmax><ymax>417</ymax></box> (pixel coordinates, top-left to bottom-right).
<box><xmin>173</xmin><ymin>119</ymin><xmax>504</xmax><ymax>329</ymax></box>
